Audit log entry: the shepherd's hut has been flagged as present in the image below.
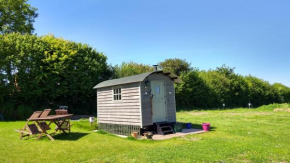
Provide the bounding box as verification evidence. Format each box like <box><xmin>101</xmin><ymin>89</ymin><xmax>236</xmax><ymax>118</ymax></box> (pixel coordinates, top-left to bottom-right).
<box><xmin>93</xmin><ymin>68</ymin><xmax>181</xmax><ymax>136</ymax></box>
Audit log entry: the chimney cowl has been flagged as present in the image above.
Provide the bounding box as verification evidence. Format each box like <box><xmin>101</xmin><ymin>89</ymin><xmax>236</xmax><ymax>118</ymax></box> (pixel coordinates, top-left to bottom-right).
<box><xmin>153</xmin><ymin>65</ymin><xmax>158</xmax><ymax>71</ymax></box>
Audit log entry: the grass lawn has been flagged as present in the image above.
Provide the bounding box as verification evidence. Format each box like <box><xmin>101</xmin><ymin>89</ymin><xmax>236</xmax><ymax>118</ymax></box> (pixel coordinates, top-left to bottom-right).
<box><xmin>0</xmin><ymin>104</ymin><xmax>290</xmax><ymax>163</ymax></box>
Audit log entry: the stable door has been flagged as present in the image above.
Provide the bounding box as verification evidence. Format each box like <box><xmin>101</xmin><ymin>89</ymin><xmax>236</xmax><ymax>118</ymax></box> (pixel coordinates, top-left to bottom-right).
<box><xmin>151</xmin><ymin>80</ymin><xmax>166</xmax><ymax>123</ymax></box>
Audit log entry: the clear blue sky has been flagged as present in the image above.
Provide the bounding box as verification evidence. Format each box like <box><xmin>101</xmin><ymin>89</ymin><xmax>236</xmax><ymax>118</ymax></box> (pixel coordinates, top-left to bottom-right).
<box><xmin>29</xmin><ymin>0</ymin><xmax>290</xmax><ymax>86</ymax></box>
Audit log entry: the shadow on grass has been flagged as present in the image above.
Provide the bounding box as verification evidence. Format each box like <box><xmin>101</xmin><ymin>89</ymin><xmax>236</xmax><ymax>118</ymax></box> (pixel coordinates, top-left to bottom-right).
<box><xmin>52</xmin><ymin>132</ymin><xmax>90</xmax><ymax>141</ymax></box>
<box><xmin>178</xmin><ymin>122</ymin><xmax>217</xmax><ymax>131</ymax></box>
<box><xmin>192</xmin><ymin>123</ymin><xmax>217</xmax><ymax>131</ymax></box>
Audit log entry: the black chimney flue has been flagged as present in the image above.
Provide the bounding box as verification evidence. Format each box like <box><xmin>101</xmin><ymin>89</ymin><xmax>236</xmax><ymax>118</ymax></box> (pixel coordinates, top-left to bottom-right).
<box><xmin>153</xmin><ymin>65</ymin><xmax>158</xmax><ymax>71</ymax></box>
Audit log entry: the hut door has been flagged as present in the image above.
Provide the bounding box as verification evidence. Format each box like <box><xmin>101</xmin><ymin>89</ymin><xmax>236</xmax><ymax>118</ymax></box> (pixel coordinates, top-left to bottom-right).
<box><xmin>151</xmin><ymin>80</ymin><xmax>166</xmax><ymax>123</ymax></box>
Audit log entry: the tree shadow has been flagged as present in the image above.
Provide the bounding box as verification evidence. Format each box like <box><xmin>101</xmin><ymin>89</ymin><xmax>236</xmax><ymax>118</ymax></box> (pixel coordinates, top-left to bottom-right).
<box><xmin>52</xmin><ymin>132</ymin><xmax>90</xmax><ymax>141</ymax></box>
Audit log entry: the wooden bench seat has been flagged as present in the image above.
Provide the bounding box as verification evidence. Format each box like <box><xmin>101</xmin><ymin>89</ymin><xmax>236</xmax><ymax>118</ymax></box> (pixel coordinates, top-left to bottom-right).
<box><xmin>15</xmin><ymin>124</ymin><xmax>41</xmax><ymax>140</ymax></box>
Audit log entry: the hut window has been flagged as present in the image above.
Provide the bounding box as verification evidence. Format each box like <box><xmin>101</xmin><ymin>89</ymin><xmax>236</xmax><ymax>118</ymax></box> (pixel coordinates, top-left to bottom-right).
<box><xmin>113</xmin><ymin>87</ymin><xmax>122</xmax><ymax>101</ymax></box>
<box><xmin>155</xmin><ymin>85</ymin><xmax>160</xmax><ymax>93</ymax></box>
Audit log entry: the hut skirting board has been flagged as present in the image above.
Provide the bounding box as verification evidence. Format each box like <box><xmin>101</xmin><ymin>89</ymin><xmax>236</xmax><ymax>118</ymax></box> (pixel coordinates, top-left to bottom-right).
<box><xmin>98</xmin><ymin>123</ymin><xmax>140</xmax><ymax>136</ymax></box>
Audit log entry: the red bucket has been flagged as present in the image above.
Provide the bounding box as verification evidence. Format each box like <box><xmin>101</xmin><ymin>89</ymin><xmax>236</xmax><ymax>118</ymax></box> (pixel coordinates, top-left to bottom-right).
<box><xmin>55</xmin><ymin>110</ymin><xmax>68</xmax><ymax>115</ymax></box>
<box><xmin>202</xmin><ymin>123</ymin><xmax>211</xmax><ymax>131</ymax></box>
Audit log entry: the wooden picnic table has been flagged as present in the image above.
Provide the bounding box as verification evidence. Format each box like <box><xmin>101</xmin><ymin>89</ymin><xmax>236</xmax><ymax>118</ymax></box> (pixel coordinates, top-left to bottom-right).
<box><xmin>28</xmin><ymin>114</ymin><xmax>73</xmax><ymax>141</ymax></box>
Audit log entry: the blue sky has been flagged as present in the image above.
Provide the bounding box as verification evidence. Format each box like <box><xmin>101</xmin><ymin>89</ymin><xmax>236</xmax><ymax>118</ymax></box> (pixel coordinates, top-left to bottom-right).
<box><xmin>29</xmin><ymin>0</ymin><xmax>290</xmax><ymax>86</ymax></box>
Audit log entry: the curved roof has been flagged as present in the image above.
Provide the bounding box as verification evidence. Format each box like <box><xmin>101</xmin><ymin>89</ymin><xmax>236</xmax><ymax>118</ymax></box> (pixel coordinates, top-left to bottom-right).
<box><xmin>93</xmin><ymin>70</ymin><xmax>181</xmax><ymax>89</ymax></box>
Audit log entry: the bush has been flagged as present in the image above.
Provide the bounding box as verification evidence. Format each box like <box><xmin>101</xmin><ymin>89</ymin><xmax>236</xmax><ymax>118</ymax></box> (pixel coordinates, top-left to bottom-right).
<box><xmin>257</xmin><ymin>103</ymin><xmax>290</xmax><ymax>110</ymax></box>
<box><xmin>16</xmin><ymin>105</ymin><xmax>33</xmax><ymax>120</ymax></box>
<box><xmin>0</xmin><ymin>103</ymin><xmax>16</xmax><ymax>120</ymax></box>
<box><xmin>72</xmin><ymin>118</ymin><xmax>98</xmax><ymax>131</ymax></box>
<box><xmin>0</xmin><ymin>33</ymin><xmax>113</xmax><ymax>117</ymax></box>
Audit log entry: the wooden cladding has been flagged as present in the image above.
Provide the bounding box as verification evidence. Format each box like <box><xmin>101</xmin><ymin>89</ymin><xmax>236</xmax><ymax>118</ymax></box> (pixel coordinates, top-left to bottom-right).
<box><xmin>96</xmin><ymin>73</ymin><xmax>177</xmax><ymax>129</ymax></box>
<box><xmin>97</xmin><ymin>83</ymin><xmax>141</xmax><ymax>126</ymax></box>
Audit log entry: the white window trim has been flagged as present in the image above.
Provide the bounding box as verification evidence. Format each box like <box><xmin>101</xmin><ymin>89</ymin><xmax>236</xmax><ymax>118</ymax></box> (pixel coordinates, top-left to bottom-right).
<box><xmin>112</xmin><ymin>86</ymin><xmax>122</xmax><ymax>102</ymax></box>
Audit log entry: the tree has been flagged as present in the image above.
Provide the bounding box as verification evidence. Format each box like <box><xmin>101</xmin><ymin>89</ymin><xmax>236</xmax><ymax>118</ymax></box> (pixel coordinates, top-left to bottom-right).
<box><xmin>272</xmin><ymin>83</ymin><xmax>290</xmax><ymax>103</ymax></box>
<box><xmin>114</xmin><ymin>62</ymin><xmax>153</xmax><ymax>78</ymax></box>
<box><xmin>216</xmin><ymin>65</ymin><xmax>249</xmax><ymax>107</ymax></box>
<box><xmin>175</xmin><ymin>69</ymin><xmax>214</xmax><ymax>109</ymax></box>
<box><xmin>0</xmin><ymin>33</ymin><xmax>112</xmax><ymax>119</ymax></box>
<box><xmin>159</xmin><ymin>58</ymin><xmax>192</xmax><ymax>76</ymax></box>
<box><xmin>0</xmin><ymin>0</ymin><xmax>38</xmax><ymax>34</ymax></box>
<box><xmin>216</xmin><ymin>64</ymin><xmax>235</xmax><ymax>76</ymax></box>
<box><xmin>199</xmin><ymin>70</ymin><xmax>231</xmax><ymax>106</ymax></box>
<box><xmin>244</xmin><ymin>76</ymin><xmax>275</xmax><ymax>106</ymax></box>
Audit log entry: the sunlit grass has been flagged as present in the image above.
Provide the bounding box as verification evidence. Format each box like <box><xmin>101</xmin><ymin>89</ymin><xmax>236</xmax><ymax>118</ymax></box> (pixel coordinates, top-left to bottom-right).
<box><xmin>0</xmin><ymin>104</ymin><xmax>289</xmax><ymax>162</ymax></box>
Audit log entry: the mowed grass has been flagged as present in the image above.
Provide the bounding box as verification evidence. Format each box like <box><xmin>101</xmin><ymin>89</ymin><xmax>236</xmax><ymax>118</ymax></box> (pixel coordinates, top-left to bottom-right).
<box><xmin>0</xmin><ymin>104</ymin><xmax>290</xmax><ymax>163</ymax></box>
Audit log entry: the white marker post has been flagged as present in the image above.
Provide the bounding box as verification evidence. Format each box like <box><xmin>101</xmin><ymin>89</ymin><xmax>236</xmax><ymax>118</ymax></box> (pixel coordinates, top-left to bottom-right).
<box><xmin>89</xmin><ymin>117</ymin><xmax>95</xmax><ymax>126</ymax></box>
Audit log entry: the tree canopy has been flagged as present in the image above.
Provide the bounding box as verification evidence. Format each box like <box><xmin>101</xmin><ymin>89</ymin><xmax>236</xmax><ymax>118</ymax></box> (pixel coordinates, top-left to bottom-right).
<box><xmin>0</xmin><ymin>33</ymin><xmax>112</xmax><ymax>119</ymax></box>
<box><xmin>114</xmin><ymin>62</ymin><xmax>153</xmax><ymax>78</ymax></box>
<box><xmin>159</xmin><ymin>58</ymin><xmax>192</xmax><ymax>76</ymax></box>
<box><xmin>0</xmin><ymin>0</ymin><xmax>38</xmax><ymax>34</ymax></box>
<box><xmin>175</xmin><ymin>66</ymin><xmax>290</xmax><ymax>109</ymax></box>
<box><xmin>113</xmin><ymin>60</ymin><xmax>290</xmax><ymax>110</ymax></box>
<box><xmin>0</xmin><ymin>0</ymin><xmax>289</xmax><ymax>119</ymax></box>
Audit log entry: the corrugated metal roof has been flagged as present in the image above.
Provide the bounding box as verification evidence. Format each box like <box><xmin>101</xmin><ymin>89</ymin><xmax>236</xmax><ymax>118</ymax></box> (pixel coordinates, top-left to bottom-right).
<box><xmin>93</xmin><ymin>70</ymin><xmax>181</xmax><ymax>89</ymax></box>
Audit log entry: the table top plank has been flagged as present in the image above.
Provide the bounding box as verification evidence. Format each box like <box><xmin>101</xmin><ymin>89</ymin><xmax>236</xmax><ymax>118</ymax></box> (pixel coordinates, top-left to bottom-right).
<box><xmin>28</xmin><ymin>114</ymin><xmax>73</xmax><ymax>121</ymax></box>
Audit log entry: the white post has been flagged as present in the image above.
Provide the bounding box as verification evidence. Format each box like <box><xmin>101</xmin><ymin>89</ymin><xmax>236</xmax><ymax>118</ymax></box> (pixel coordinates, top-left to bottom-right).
<box><xmin>89</xmin><ymin>117</ymin><xmax>95</xmax><ymax>126</ymax></box>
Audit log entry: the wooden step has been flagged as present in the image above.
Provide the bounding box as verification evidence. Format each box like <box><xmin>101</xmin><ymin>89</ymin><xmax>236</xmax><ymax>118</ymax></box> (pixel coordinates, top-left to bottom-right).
<box><xmin>160</xmin><ymin>126</ymin><xmax>171</xmax><ymax>129</ymax></box>
<box><xmin>156</xmin><ymin>122</ymin><xmax>175</xmax><ymax>135</ymax></box>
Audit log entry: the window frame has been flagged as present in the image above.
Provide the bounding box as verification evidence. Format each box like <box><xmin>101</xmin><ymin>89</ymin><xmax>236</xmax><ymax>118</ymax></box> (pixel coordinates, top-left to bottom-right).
<box><xmin>112</xmin><ymin>86</ymin><xmax>122</xmax><ymax>102</ymax></box>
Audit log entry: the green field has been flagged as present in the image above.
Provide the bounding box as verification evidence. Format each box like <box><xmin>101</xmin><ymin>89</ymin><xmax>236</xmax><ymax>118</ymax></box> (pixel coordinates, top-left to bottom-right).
<box><xmin>0</xmin><ymin>104</ymin><xmax>289</xmax><ymax>163</ymax></box>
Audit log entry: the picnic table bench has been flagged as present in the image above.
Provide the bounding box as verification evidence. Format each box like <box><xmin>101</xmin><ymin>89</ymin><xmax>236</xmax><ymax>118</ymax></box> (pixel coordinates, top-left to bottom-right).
<box><xmin>15</xmin><ymin>109</ymin><xmax>73</xmax><ymax>141</ymax></box>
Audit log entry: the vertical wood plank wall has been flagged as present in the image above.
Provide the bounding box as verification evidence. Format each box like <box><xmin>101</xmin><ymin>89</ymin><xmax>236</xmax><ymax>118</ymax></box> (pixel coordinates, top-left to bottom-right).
<box><xmin>141</xmin><ymin>73</ymin><xmax>177</xmax><ymax>126</ymax></box>
<box><xmin>97</xmin><ymin>82</ymin><xmax>141</xmax><ymax>126</ymax></box>
<box><xmin>140</xmin><ymin>81</ymin><xmax>152</xmax><ymax>126</ymax></box>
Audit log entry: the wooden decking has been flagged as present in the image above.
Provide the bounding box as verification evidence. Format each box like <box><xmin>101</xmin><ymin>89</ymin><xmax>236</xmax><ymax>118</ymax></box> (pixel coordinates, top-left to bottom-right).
<box><xmin>152</xmin><ymin>129</ymin><xmax>206</xmax><ymax>140</ymax></box>
<box><xmin>96</xmin><ymin>128</ymin><xmax>207</xmax><ymax>140</ymax></box>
